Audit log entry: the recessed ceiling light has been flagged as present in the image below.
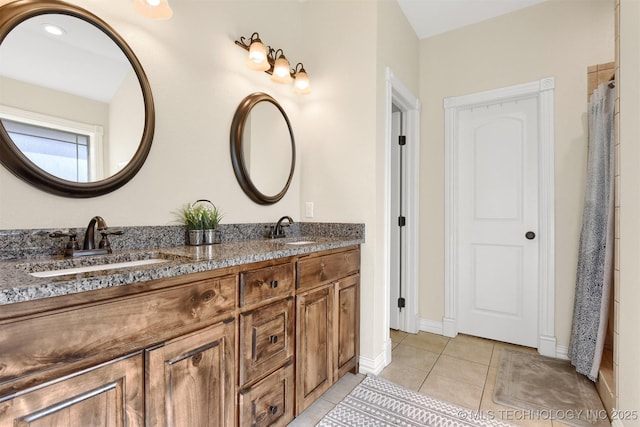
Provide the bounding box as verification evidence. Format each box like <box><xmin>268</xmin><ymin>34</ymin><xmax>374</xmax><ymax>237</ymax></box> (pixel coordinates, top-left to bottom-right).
<box><xmin>42</xmin><ymin>24</ymin><xmax>65</xmax><ymax>36</ymax></box>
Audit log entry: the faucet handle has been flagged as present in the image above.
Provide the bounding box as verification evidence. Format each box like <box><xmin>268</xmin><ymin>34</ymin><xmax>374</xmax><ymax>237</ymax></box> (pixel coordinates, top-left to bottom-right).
<box><xmin>49</xmin><ymin>230</ymin><xmax>77</xmax><ymax>239</ymax></box>
<box><xmin>98</xmin><ymin>229</ymin><xmax>123</xmax><ymax>252</ymax></box>
<box><xmin>50</xmin><ymin>230</ymin><xmax>80</xmax><ymax>255</ymax></box>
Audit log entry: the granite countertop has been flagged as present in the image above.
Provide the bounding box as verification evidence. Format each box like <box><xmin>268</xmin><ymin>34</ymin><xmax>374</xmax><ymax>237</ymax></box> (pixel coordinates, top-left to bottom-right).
<box><xmin>0</xmin><ymin>236</ymin><xmax>363</xmax><ymax>306</ymax></box>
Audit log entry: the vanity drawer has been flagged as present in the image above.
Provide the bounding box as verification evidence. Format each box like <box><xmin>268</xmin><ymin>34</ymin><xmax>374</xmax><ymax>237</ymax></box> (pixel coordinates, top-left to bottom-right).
<box><xmin>240</xmin><ymin>262</ymin><xmax>294</xmax><ymax>307</ymax></box>
<box><xmin>239</xmin><ymin>362</ymin><xmax>294</xmax><ymax>427</ymax></box>
<box><xmin>239</xmin><ymin>298</ymin><xmax>294</xmax><ymax>386</ymax></box>
<box><xmin>297</xmin><ymin>248</ymin><xmax>360</xmax><ymax>291</ymax></box>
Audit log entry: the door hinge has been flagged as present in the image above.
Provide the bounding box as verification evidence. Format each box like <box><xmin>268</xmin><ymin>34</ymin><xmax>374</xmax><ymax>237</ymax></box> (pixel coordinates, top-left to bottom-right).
<box><xmin>398</xmin><ymin>216</ymin><xmax>406</xmax><ymax>227</ymax></box>
<box><xmin>397</xmin><ymin>297</ymin><xmax>405</xmax><ymax>308</ymax></box>
<box><xmin>398</xmin><ymin>135</ymin><xmax>406</xmax><ymax>146</ymax></box>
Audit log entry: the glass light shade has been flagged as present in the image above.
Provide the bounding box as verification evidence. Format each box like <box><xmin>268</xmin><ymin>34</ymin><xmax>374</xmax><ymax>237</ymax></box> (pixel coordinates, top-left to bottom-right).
<box><xmin>247</xmin><ymin>40</ymin><xmax>270</xmax><ymax>71</ymax></box>
<box><xmin>271</xmin><ymin>55</ymin><xmax>292</xmax><ymax>84</ymax></box>
<box><xmin>134</xmin><ymin>0</ymin><xmax>173</xmax><ymax>19</ymax></box>
<box><xmin>293</xmin><ymin>70</ymin><xmax>311</xmax><ymax>94</ymax></box>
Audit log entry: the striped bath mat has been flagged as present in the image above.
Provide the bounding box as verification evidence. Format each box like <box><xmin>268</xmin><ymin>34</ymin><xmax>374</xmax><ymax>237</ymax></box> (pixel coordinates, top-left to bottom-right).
<box><xmin>317</xmin><ymin>375</ymin><xmax>513</xmax><ymax>427</ymax></box>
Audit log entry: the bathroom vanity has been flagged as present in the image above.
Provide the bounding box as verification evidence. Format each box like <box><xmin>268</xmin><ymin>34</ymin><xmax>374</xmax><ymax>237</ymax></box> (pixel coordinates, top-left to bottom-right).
<box><xmin>0</xmin><ymin>235</ymin><xmax>361</xmax><ymax>426</ymax></box>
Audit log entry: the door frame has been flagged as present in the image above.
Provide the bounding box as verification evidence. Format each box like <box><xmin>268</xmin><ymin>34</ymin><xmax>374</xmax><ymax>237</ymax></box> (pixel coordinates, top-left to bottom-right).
<box><xmin>384</xmin><ymin>68</ymin><xmax>421</xmax><ymax>361</ymax></box>
<box><xmin>443</xmin><ymin>77</ymin><xmax>557</xmax><ymax>357</ymax></box>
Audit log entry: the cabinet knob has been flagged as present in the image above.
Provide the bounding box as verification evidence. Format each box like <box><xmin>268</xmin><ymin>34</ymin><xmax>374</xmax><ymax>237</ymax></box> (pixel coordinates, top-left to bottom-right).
<box><xmin>269</xmin><ymin>405</ymin><xmax>278</xmax><ymax>415</ymax></box>
<box><xmin>270</xmin><ymin>280</ymin><xmax>278</xmax><ymax>289</ymax></box>
<box><xmin>269</xmin><ymin>335</ymin><xmax>278</xmax><ymax>344</ymax></box>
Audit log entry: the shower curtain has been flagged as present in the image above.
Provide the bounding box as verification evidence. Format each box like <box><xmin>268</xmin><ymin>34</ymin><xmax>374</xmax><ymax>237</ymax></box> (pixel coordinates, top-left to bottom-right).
<box><xmin>568</xmin><ymin>82</ymin><xmax>615</xmax><ymax>381</ymax></box>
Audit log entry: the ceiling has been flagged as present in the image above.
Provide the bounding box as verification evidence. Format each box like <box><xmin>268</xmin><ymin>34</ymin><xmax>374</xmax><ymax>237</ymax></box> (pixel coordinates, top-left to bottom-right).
<box><xmin>396</xmin><ymin>0</ymin><xmax>548</xmax><ymax>39</ymax></box>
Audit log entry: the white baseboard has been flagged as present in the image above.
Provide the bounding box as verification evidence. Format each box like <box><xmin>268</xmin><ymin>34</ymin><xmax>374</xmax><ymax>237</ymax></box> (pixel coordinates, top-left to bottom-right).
<box><xmin>418</xmin><ymin>318</ymin><xmax>567</xmax><ymax>359</ymax></box>
<box><xmin>419</xmin><ymin>318</ymin><xmax>443</xmax><ymax>335</ymax></box>
<box><xmin>555</xmin><ymin>345</ymin><xmax>569</xmax><ymax>360</ymax></box>
<box><xmin>359</xmin><ymin>351</ymin><xmax>387</xmax><ymax>376</ymax></box>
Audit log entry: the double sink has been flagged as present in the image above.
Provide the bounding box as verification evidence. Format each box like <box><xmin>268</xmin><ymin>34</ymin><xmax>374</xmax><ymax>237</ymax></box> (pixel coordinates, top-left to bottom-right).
<box><xmin>18</xmin><ymin>240</ymin><xmax>316</xmax><ymax>278</ymax></box>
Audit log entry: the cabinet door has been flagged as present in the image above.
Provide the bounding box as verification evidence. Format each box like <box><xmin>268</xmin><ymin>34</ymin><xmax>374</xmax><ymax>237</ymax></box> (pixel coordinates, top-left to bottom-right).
<box><xmin>239</xmin><ymin>298</ymin><xmax>294</xmax><ymax>386</ymax></box>
<box><xmin>335</xmin><ymin>274</ymin><xmax>360</xmax><ymax>379</ymax></box>
<box><xmin>0</xmin><ymin>353</ymin><xmax>143</xmax><ymax>427</ymax></box>
<box><xmin>238</xmin><ymin>363</ymin><xmax>294</xmax><ymax>427</ymax></box>
<box><xmin>146</xmin><ymin>320</ymin><xmax>236</xmax><ymax>427</ymax></box>
<box><xmin>295</xmin><ymin>284</ymin><xmax>334</xmax><ymax>415</ymax></box>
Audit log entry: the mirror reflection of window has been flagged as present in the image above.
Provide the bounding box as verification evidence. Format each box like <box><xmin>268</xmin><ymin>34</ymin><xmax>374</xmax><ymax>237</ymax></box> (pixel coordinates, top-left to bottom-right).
<box><xmin>0</xmin><ymin>106</ymin><xmax>104</xmax><ymax>182</ymax></box>
<box><xmin>3</xmin><ymin>119</ymin><xmax>90</xmax><ymax>182</ymax></box>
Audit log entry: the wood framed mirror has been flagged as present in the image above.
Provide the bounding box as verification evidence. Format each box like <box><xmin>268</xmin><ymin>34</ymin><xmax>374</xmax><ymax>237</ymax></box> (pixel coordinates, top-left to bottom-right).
<box><xmin>0</xmin><ymin>0</ymin><xmax>155</xmax><ymax>198</ymax></box>
<box><xmin>230</xmin><ymin>92</ymin><xmax>295</xmax><ymax>205</ymax></box>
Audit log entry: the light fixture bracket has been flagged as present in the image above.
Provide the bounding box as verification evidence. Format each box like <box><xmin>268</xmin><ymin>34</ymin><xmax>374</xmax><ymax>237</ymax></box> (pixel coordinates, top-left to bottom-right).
<box><xmin>235</xmin><ymin>32</ymin><xmax>310</xmax><ymax>94</ymax></box>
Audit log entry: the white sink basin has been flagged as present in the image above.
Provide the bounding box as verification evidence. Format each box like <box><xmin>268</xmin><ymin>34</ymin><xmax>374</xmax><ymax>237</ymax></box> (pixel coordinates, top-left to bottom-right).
<box><xmin>285</xmin><ymin>240</ymin><xmax>316</xmax><ymax>245</ymax></box>
<box><xmin>30</xmin><ymin>258</ymin><xmax>168</xmax><ymax>278</ymax></box>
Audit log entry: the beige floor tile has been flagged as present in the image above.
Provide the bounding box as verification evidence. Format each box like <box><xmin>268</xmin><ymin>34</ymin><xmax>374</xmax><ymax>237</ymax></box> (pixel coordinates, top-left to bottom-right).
<box><xmin>287</xmin><ymin>398</ymin><xmax>335</xmax><ymax>426</ymax></box>
<box><xmin>485</xmin><ymin>366</ymin><xmax>498</xmax><ymax>391</ymax></box>
<box><xmin>430</xmin><ymin>354</ymin><xmax>489</xmax><ymax>388</ymax></box>
<box><xmin>321</xmin><ymin>372</ymin><xmax>364</xmax><ymax>404</ymax></box>
<box><xmin>444</xmin><ymin>335</ymin><xmax>495</xmax><ymax>365</ymax></box>
<box><xmin>380</xmin><ymin>361</ymin><xmax>429</xmax><ymax>391</ymax></box>
<box><xmin>402</xmin><ymin>331</ymin><xmax>450</xmax><ymax>353</ymax></box>
<box><xmin>419</xmin><ymin>373</ymin><xmax>483</xmax><ymax>410</ymax></box>
<box><xmin>391</xmin><ymin>343</ymin><xmax>439</xmax><ymax>372</ymax></box>
<box><xmin>390</xmin><ymin>329</ymin><xmax>408</xmax><ymax>345</ymax></box>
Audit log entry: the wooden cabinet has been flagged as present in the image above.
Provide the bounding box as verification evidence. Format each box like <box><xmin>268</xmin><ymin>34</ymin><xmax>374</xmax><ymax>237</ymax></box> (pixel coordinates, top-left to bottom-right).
<box><xmin>146</xmin><ymin>320</ymin><xmax>236</xmax><ymax>427</ymax></box>
<box><xmin>238</xmin><ymin>362</ymin><xmax>294</xmax><ymax>427</ymax></box>
<box><xmin>0</xmin><ymin>352</ymin><xmax>144</xmax><ymax>427</ymax></box>
<box><xmin>0</xmin><ymin>244</ymin><xmax>360</xmax><ymax>426</ymax></box>
<box><xmin>0</xmin><ymin>270</ymin><xmax>237</xmax><ymax>427</ymax></box>
<box><xmin>238</xmin><ymin>262</ymin><xmax>295</xmax><ymax>427</ymax></box>
<box><xmin>295</xmin><ymin>247</ymin><xmax>360</xmax><ymax>415</ymax></box>
<box><xmin>296</xmin><ymin>283</ymin><xmax>335</xmax><ymax>413</ymax></box>
<box><xmin>336</xmin><ymin>274</ymin><xmax>360</xmax><ymax>378</ymax></box>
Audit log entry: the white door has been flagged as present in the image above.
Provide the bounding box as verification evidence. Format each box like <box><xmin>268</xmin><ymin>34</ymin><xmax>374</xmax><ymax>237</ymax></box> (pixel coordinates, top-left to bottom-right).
<box><xmin>389</xmin><ymin>109</ymin><xmax>406</xmax><ymax>330</ymax></box>
<box><xmin>456</xmin><ymin>97</ymin><xmax>539</xmax><ymax>347</ymax></box>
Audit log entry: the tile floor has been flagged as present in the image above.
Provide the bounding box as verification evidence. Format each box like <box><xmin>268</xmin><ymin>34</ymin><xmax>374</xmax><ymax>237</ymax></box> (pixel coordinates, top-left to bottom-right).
<box><xmin>289</xmin><ymin>330</ymin><xmax>591</xmax><ymax>426</ymax></box>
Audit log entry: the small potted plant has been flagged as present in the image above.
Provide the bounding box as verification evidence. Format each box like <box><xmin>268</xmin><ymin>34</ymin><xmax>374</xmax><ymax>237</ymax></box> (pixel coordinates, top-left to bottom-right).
<box><xmin>174</xmin><ymin>200</ymin><xmax>223</xmax><ymax>246</ymax></box>
<box><xmin>200</xmin><ymin>202</ymin><xmax>223</xmax><ymax>245</ymax></box>
<box><xmin>175</xmin><ymin>203</ymin><xmax>205</xmax><ymax>245</ymax></box>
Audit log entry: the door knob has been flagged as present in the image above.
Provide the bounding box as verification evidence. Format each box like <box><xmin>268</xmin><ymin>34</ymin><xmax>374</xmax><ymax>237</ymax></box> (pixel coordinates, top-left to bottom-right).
<box><xmin>525</xmin><ymin>231</ymin><xmax>536</xmax><ymax>240</ymax></box>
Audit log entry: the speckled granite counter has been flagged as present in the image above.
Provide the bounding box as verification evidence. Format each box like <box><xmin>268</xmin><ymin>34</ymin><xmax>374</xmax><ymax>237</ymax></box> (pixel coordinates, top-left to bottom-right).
<box><xmin>0</xmin><ymin>235</ymin><xmax>363</xmax><ymax>305</ymax></box>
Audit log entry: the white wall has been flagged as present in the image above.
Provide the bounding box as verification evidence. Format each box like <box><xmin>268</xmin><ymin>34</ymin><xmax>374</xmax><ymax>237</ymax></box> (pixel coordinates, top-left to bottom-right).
<box><xmin>618</xmin><ymin>0</ymin><xmax>640</xmax><ymax>422</ymax></box>
<box><xmin>418</xmin><ymin>0</ymin><xmax>614</xmax><ymax>350</ymax></box>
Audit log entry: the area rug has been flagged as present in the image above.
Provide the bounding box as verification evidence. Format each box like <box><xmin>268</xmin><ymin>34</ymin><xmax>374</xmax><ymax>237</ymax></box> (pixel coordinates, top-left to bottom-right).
<box><xmin>317</xmin><ymin>375</ymin><xmax>513</xmax><ymax>427</ymax></box>
<box><xmin>494</xmin><ymin>349</ymin><xmax>610</xmax><ymax>427</ymax></box>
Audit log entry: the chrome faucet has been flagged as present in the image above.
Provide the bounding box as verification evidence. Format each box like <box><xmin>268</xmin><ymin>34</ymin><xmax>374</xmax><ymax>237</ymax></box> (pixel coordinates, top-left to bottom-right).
<box><xmin>50</xmin><ymin>216</ymin><xmax>122</xmax><ymax>257</ymax></box>
<box><xmin>266</xmin><ymin>216</ymin><xmax>294</xmax><ymax>239</ymax></box>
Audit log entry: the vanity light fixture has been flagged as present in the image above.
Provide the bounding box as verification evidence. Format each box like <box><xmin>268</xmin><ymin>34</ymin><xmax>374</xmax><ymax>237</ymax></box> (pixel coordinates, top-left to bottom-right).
<box><xmin>235</xmin><ymin>32</ymin><xmax>311</xmax><ymax>94</ymax></box>
<box><xmin>134</xmin><ymin>0</ymin><xmax>173</xmax><ymax>20</ymax></box>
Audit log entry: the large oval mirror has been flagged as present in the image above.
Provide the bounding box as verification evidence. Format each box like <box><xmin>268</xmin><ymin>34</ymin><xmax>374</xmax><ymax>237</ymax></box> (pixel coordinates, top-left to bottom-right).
<box><xmin>0</xmin><ymin>0</ymin><xmax>154</xmax><ymax>198</ymax></box>
<box><xmin>230</xmin><ymin>93</ymin><xmax>295</xmax><ymax>205</ymax></box>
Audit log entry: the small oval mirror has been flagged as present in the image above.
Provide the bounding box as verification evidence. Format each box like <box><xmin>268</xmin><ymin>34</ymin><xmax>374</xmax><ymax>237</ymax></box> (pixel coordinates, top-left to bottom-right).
<box><xmin>230</xmin><ymin>93</ymin><xmax>295</xmax><ymax>205</ymax></box>
<box><xmin>0</xmin><ymin>0</ymin><xmax>155</xmax><ymax>198</ymax></box>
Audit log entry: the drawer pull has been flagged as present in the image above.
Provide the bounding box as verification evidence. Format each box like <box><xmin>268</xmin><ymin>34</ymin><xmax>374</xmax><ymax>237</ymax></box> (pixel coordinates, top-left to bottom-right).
<box><xmin>270</xmin><ymin>280</ymin><xmax>278</xmax><ymax>289</ymax></box>
<box><xmin>269</xmin><ymin>405</ymin><xmax>278</xmax><ymax>415</ymax></box>
<box><xmin>269</xmin><ymin>335</ymin><xmax>278</xmax><ymax>344</ymax></box>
